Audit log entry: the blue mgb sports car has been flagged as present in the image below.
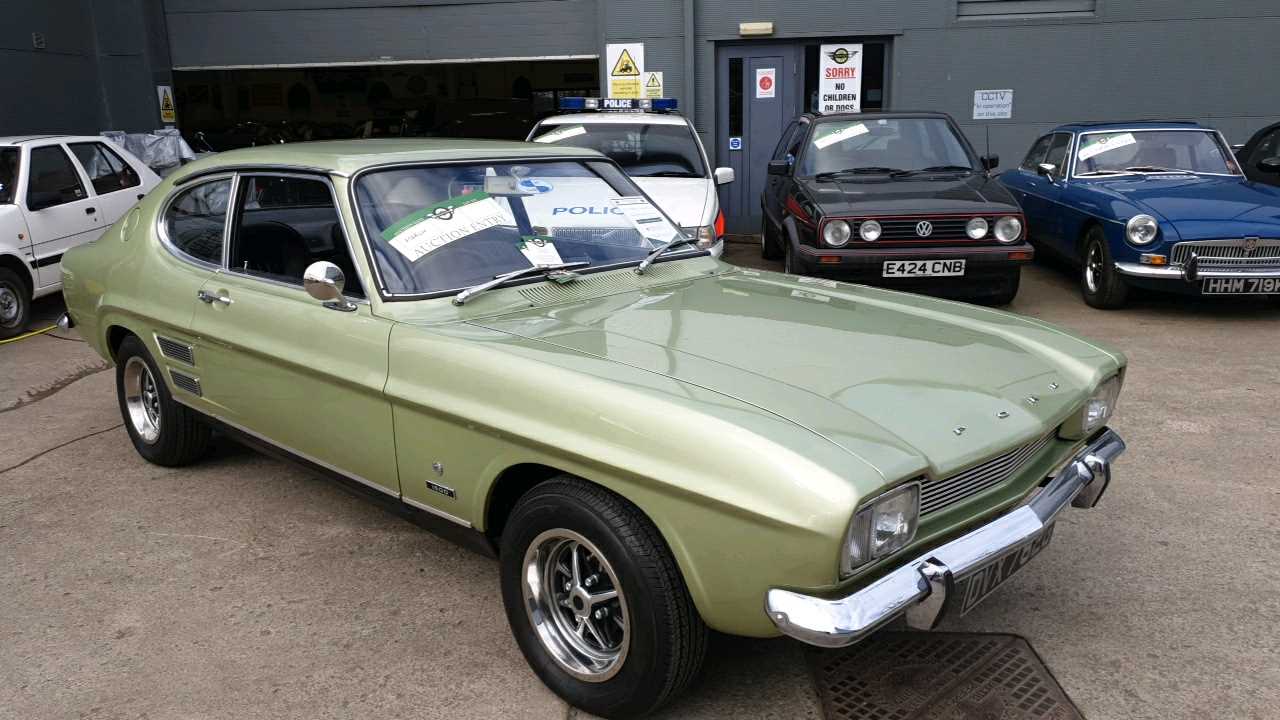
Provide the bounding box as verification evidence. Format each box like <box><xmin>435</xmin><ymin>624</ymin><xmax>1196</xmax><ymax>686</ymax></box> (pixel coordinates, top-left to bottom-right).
<box><xmin>1000</xmin><ymin>121</ymin><xmax>1280</xmax><ymax>308</ymax></box>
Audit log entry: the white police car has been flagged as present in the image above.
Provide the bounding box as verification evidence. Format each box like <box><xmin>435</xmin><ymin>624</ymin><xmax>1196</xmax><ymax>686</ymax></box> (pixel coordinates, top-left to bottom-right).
<box><xmin>527</xmin><ymin>98</ymin><xmax>734</xmax><ymax>255</ymax></box>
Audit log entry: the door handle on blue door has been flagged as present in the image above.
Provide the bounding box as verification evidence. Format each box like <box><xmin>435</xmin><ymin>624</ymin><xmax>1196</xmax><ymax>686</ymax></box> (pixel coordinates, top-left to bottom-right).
<box><xmin>197</xmin><ymin>290</ymin><xmax>233</xmax><ymax>306</ymax></box>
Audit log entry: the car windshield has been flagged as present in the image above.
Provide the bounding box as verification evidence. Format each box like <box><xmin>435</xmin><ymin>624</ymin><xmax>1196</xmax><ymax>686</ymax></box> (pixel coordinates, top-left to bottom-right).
<box><xmin>530</xmin><ymin>123</ymin><xmax>706</xmax><ymax>178</ymax></box>
<box><xmin>354</xmin><ymin>160</ymin><xmax>688</xmax><ymax>296</ymax></box>
<box><xmin>798</xmin><ymin>118</ymin><xmax>975</xmax><ymax>176</ymax></box>
<box><xmin>0</xmin><ymin>148</ymin><xmax>18</xmax><ymax>204</ymax></box>
<box><xmin>1074</xmin><ymin>130</ymin><xmax>1238</xmax><ymax>175</ymax></box>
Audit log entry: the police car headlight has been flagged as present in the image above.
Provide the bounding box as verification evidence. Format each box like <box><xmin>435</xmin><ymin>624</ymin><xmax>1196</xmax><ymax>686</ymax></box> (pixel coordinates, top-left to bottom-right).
<box><xmin>966</xmin><ymin>217</ymin><xmax>989</xmax><ymax>239</ymax></box>
<box><xmin>858</xmin><ymin>220</ymin><xmax>882</xmax><ymax>242</ymax></box>
<box><xmin>1059</xmin><ymin>374</ymin><xmax>1123</xmax><ymax>439</ymax></box>
<box><xmin>824</xmin><ymin>220</ymin><xmax>852</xmax><ymax>247</ymax></box>
<box><xmin>994</xmin><ymin>216</ymin><xmax>1022</xmax><ymax>243</ymax></box>
<box><xmin>1126</xmin><ymin>214</ymin><xmax>1159</xmax><ymax>245</ymax></box>
<box><xmin>841</xmin><ymin>482</ymin><xmax>920</xmax><ymax>577</ymax></box>
<box><xmin>683</xmin><ymin>225</ymin><xmax>717</xmax><ymax>249</ymax></box>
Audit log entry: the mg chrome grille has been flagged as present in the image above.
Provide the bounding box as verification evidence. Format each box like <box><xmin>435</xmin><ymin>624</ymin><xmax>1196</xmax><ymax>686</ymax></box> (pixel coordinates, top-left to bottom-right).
<box><xmin>1171</xmin><ymin>239</ymin><xmax>1280</xmax><ymax>269</ymax></box>
<box><xmin>155</xmin><ymin>335</ymin><xmax>195</xmax><ymax>366</ymax></box>
<box><xmin>168</xmin><ymin>369</ymin><xmax>202</xmax><ymax>397</ymax></box>
<box><xmin>920</xmin><ymin>433</ymin><xmax>1054</xmax><ymax>515</ymax></box>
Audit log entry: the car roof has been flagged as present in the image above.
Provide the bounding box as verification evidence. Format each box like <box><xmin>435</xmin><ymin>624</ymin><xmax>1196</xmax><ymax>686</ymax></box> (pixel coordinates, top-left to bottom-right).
<box><xmin>168</xmin><ymin>138</ymin><xmax>606</xmax><ymax>181</ymax></box>
<box><xmin>1052</xmin><ymin>121</ymin><xmax>1209</xmax><ymax>133</ymax></box>
<box><xmin>0</xmin><ymin>134</ymin><xmax>108</xmax><ymax>146</ymax></box>
<box><xmin>538</xmin><ymin>113</ymin><xmax>690</xmax><ymax>127</ymax></box>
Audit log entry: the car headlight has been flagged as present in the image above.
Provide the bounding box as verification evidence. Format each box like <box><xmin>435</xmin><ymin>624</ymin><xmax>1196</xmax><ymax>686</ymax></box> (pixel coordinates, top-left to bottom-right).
<box><xmin>1126</xmin><ymin>214</ymin><xmax>1159</xmax><ymax>245</ymax></box>
<box><xmin>841</xmin><ymin>482</ymin><xmax>920</xmax><ymax>577</ymax></box>
<box><xmin>994</xmin><ymin>216</ymin><xmax>1022</xmax><ymax>243</ymax></box>
<box><xmin>1059</xmin><ymin>375</ymin><xmax>1123</xmax><ymax>439</ymax></box>
<box><xmin>966</xmin><ymin>217</ymin><xmax>989</xmax><ymax>240</ymax></box>
<box><xmin>824</xmin><ymin>220</ymin><xmax>852</xmax><ymax>247</ymax></box>
<box><xmin>682</xmin><ymin>225</ymin><xmax>717</xmax><ymax>249</ymax></box>
<box><xmin>858</xmin><ymin>219</ymin><xmax>882</xmax><ymax>242</ymax></box>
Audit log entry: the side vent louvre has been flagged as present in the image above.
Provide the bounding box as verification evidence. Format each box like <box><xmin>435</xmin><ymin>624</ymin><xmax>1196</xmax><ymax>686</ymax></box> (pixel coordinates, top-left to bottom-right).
<box><xmin>518</xmin><ymin>263</ymin><xmax>706</xmax><ymax>305</ymax></box>
<box><xmin>156</xmin><ymin>336</ymin><xmax>195</xmax><ymax>365</ymax></box>
<box><xmin>169</xmin><ymin>369</ymin><xmax>202</xmax><ymax>397</ymax></box>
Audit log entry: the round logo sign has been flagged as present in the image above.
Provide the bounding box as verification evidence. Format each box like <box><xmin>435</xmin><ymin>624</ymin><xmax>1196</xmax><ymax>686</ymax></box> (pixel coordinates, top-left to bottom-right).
<box><xmin>759</xmin><ymin>75</ymin><xmax>773</xmax><ymax>92</ymax></box>
<box><xmin>915</xmin><ymin>221</ymin><xmax>934</xmax><ymax>237</ymax></box>
<box><xmin>831</xmin><ymin>48</ymin><xmax>850</xmax><ymax>64</ymax></box>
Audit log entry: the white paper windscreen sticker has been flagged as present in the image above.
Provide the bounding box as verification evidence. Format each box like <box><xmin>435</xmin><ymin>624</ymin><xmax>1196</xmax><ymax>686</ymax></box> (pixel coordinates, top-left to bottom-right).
<box><xmin>1077</xmin><ymin>132</ymin><xmax>1137</xmax><ymax>161</ymax></box>
<box><xmin>813</xmin><ymin>122</ymin><xmax>869</xmax><ymax>149</ymax></box>
<box><xmin>533</xmin><ymin>125</ymin><xmax>587</xmax><ymax>143</ymax></box>
<box><xmin>519</xmin><ymin>237</ymin><xmax>564</xmax><ymax>266</ymax></box>
<box><xmin>610</xmin><ymin>196</ymin><xmax>678</xmax><ymax>244</ymax></box>
<box><xmin>382</xmin><ymin>193</ymin><xmax>510</xmax><ymax>262</ymax></box>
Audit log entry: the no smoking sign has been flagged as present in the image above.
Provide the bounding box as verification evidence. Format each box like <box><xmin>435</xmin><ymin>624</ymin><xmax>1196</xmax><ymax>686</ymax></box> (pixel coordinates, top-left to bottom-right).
<box><xmin>756</xmin><ymin>68</ymin><xmax>776</xmax><ymax>99</ymax></box>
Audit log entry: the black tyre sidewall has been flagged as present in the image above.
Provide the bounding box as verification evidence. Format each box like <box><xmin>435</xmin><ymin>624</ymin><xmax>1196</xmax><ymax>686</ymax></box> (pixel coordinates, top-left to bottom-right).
<box><xmin>1081</xmin><ymin>230</ymin><xmax>1128</xmax><ymax>308</ymax></box>
<box><xmin>0</xmin><ymin>268</ymin><xmax>31</xmax><ymax>339</ymax></box>
<box><xmin>115</xmin><ymin>335</ymin><xmax>197</xmax><ymax>465</ymax></box>
<box><xmin>500</xmin><ymin>485</ymin><xmax>678</xmax><ymax>718</ymax></box>
<box><xmin>761</xmin><ymin>217</ymin><xmax>782</xmax><ymax>260</ymax></box>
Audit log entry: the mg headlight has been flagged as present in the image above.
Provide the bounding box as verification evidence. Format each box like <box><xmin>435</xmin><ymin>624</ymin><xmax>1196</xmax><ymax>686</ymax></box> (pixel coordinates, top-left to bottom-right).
<box><xmin>1126</xmin><ymin>214</ymin><xmax>1159</xmax><ymax>245</ymax></box>
<box><xmin>824</xmin><ymin>220</ymin><xmax>852</xmax><ymax>247</ymax></box>
<box><xmin>858</xmin><ymin>219</ymin><xmax>881</xmax><ymax>242</ymax></box>
<box><xmin>994</xmin><ymin>216</ymin><xmax>1022</xmax><ymax>243</ymax></box>
<box><xmin>683</xmin><ymin>225</ymin><xmax>717</xmax><ymax>249</ymax></box>
<box><xmin>1060</xmin><ymin>375</ymin><xmax>1123</xmax><ymax>439</ymax></box>
<box><xmin>965</xmin><ymin>217</ymin><xmax>989</xmax><ymax>239</ymax></box>
<box><xmin>840</xmin><ymin>482</ymin><xmax>920</xmax><ymax>577</ymax></box>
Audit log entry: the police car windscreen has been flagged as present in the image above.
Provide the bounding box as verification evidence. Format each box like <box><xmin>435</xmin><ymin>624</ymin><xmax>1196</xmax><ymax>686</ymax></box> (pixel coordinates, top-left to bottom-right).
<box><xmin>532</xmin><ymin>124</ymin><xmax>706</xmax><ymax>178</ymax></box>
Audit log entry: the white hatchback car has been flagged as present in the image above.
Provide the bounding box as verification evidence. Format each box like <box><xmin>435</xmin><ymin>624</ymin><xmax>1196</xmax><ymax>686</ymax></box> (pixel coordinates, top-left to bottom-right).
<box><xmin>527</xmin><ymin>101</ymin><xmax>734</xmax><ymax>255</ymax></box>
<box><xmin>0</xmin><ymin>135</ymin><xmax>160</xmax><ymax>337</ymax></box>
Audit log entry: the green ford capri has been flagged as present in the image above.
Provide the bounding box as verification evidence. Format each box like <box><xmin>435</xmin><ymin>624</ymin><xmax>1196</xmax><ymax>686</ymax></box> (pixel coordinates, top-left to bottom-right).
<box><xmin>59</xmin><ymin>139</ymin><xmax>1126</xmax><ymax>718</ymax></box>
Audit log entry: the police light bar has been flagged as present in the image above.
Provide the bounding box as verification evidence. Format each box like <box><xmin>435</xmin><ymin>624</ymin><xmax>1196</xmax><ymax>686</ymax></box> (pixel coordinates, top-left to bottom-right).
<box><xmin>558</xmin><ymin>97</ymin><xmax>678</xmax><ymax>112</ymax></box>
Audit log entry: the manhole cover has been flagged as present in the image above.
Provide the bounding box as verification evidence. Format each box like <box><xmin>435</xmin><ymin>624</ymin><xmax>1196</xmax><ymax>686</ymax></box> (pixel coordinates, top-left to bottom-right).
<box><xmin>806</xmin><ymin>632</ymin><xmax>1083</xmax><ymax>720</ymax></box>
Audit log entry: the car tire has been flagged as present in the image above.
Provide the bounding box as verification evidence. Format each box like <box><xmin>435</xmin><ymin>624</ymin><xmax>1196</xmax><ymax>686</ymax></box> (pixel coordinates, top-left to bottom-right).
<box><xmin>985</xmin><ymin>268</ymin><xmax>1021</xmax><ymax>306</ymax></box>
<box><xmin>115</xmin><ymin>335</ymin><xmax>212</xmax><ymax>466</ymax></box>
<box><xmin>761</xmin><ymin>216</ymin><xmax>782</xmax><ymax>260</ymax></box>
<box><xmin>1080</xmin><ymin>228</ymin><xmax>1129</xmax><ymax>309</ymax></box>
<box><xmin>500</xmin><ymin>476</ymin><xmax>707</xmax><ymax>719</ymax></box>
<box><xmin>0</xmin><ymin>268</ymin><xmax>32</xmax><ymax>340</ymax></box>
<box><xmin>783</xmin><ymin>241</ymin><xmax>797</xmax><ymax>274</ymax></box>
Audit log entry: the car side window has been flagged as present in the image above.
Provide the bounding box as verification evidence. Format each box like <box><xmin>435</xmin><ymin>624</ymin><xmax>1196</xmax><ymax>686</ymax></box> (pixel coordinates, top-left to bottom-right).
<box><xmin>26</xmin><ymin>145</ymin><xmax>88</xmax><ymax>210</ymax></box>
<box><xmin>228</xmin><ymin>174</ymin><xmax>364</xmax><ymax>298</ymax></box>
<box><xmin>68</xmin><ymin>142</ymin><xmax>141</xmax><ymax>195</ymax></box>
<box><xmin>784</xmin><ymin>122</ymin><xmax>808</xmax><ymax>165</ymax></box>
<box><xmin>164</xmin><ymin>179</ymin><xmax>231</xmax><ymax>265</ymax></box>
<box><xmin>1247</xmin><ymin>128</ymin><xmax>1280</xmax><ymax>167</ymax></box>
<box><xmin>772</xmin><ymin>121</ymin><xmax>799</xmax><ymax>162</ymax></box>
<box><xmin>1020</xmin><ymin>135</ymin><xmax>1054</xmax><ymax>171</ymax></box>
<box><xmin>1043</xmin><ymin>133</ymin><xmax>1072</xmax><ymax>177</ymax></box>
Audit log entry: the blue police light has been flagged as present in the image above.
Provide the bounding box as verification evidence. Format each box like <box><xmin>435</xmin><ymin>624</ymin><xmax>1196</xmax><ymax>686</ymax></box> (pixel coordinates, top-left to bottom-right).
<box><xmin>557</xmin><ymin>97</ymin><xmax>677</xmax><ymax>112</ymax></box>
<box><xmin>650</xmin><ymin>98</ymin><xmax>678</xmax><ymax>111</ymax></box>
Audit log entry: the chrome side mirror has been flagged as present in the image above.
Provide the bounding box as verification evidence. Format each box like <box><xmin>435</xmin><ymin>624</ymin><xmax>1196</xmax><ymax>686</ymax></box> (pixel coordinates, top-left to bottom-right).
<box><xmin>1036</xmin><ymin>163</ymin><xmax>1057</xmax><ymax>178</ymax></box>
<box><xmin>714</xmin><ymin>167</ymin><xmax>736</xmax><ymax>185</ymax></box>
<box><xmin>303</xmin><ymin>261</ymin><xmax>356</xmax><ymax>312</ymax></box>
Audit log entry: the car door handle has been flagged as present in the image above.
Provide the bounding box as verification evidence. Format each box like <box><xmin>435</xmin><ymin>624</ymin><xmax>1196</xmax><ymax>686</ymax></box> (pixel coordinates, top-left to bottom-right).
<box><xmin>197</xmin><ymin>290</ymin><xmax>233</xmax><ymax>306</ymax></box>
<box><xmin>137</xmin><ymin>193</ymin><xmax>145</xmax><ymax>200</ymax></box>
<box><xmin>85</xmin><ymin>206</ymin><xmax>96</xmax><ymax>214</ymax></box>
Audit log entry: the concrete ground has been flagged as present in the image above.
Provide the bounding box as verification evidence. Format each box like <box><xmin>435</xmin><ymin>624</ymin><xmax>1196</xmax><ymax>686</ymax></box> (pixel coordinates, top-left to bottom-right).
<box><xmin>2</xmin><ymin>244</ymin><xmax>1278</xmax><ymax>719</ymax></box>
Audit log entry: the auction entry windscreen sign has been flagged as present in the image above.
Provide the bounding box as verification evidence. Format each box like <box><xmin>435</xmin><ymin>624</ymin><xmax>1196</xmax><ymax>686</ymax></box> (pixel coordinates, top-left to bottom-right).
<box><xmin>819</xmin><ymin>44</ymin><xmax>863</xmax><ymax>113</ymax></box>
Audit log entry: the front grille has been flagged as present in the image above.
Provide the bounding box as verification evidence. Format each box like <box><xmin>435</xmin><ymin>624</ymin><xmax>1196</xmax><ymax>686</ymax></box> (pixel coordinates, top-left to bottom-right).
<box><xmin>840</xmin><ymin>215</ymin><xmax>1013</xmax><ymax>244</ymax></box>
<box><xmin>547</xmin><ymin>226</ymin><xmax>647</xmax><ymax>248</ymax></box>
<box><xmin>1171</xmin><ymin>239</ymin><xmax>1280</xmax><ymax>269</ymax></box>
<box><xmin>920</xmin><ymin>433</ymin><xmax>1054</xmax><ymax>515</ymax></box>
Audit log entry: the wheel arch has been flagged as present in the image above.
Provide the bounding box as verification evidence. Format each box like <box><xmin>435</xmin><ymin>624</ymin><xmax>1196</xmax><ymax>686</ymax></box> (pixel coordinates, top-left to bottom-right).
<box><xmin>1076</xmin><ymin>217</ymin><xmax>1106</xmax><ymax>264</ymax></box>
<box><xmin>0</xmin><ymin>252</ymin><xmax>35</xmax><ymax>295</ymax></box>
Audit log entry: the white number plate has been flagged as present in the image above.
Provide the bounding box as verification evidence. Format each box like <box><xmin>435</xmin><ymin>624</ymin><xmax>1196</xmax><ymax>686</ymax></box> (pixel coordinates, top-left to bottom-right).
<box><xmin>1202</xmin><ymin>277</ymin><xmax>1280</xmax><ymax>295</ymax></box>
<box><xmin>882</xmin><ymin>259</ymin><xmax>966</xmax><ymax>278</ymax></box>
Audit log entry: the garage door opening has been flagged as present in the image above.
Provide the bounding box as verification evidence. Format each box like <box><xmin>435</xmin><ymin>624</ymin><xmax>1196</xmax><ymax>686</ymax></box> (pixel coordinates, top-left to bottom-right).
<box><xmin>173</xmin><ymin>59</ymin><xmax>598</xmax><ymax>151</ymax></box>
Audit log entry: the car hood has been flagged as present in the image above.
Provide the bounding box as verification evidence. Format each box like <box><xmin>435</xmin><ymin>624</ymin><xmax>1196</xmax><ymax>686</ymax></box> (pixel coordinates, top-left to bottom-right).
<box><xmin>468</xmin><ymin>268</ymin><xmax>1122</xmax><ymax>483</ymax></box>
<box><xmin>631</xmin><ymin>177</ymin><xmax>713</xmax><ymax>228</ymax></box>
<box><xmin>1083</xmin><ymin>175</ymin><xmax>1280</xmax><ymax>240</ymax></box>
<box><xmin>797</xmin><ymin>173</ymin><xmax>1019</xmax><ymax>216</ymax></box>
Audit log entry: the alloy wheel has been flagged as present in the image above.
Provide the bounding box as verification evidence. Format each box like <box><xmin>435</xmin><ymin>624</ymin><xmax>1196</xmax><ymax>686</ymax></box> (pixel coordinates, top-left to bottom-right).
<box><xmin>0</xmin><ymin>285</ymin><xmax>19</xmax><ymax>327</ymax></box>
<box><xmin>1085</xmin><ymin>241</ymin><xmax>1104</xmax><ymax>294</ymax></box>
<box><xmin>123</xmin><ymin>356</ymin><xmax>162</xmax><ymax>444</ymax></box>
<box><xmin>522</xmin><ymin>529</ymin><xmax>629</xmax><ymax>682</ymax></box>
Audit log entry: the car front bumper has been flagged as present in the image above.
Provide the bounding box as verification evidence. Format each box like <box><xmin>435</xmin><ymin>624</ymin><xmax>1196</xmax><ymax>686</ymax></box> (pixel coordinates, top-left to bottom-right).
<box><xmin>765</xmin><ymin>428</ymin><xmax>1125</xmax><ymax>648</ymax></box>
<box><xmin>793</xmin><ymin>242</ymin><xmax>1033</xmax><ymax>280</ymax></box>
<box><xmin>1115</xmin><ymin>262</ymin><xmax>1280</xmax><ymax>281</ymax></box>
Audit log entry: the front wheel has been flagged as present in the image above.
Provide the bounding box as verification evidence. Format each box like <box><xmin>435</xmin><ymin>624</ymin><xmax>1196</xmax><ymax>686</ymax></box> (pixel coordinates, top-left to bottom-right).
<box><xmin>1080</xmin><ymin>228</ymin><xmax>1129</xmax><ymax>309</ymax></box>
<box><xmin>0</xmin><ymin>268</ymin><xmax>31</xmax><ymax>340</ymax></box>
<box><xmin>115</xmin><ymin>335</ymin><xmax>212</xmax><ymax>466</ymax></box>
<box><xmin>761</xmin><ymin>216</ymin><xmax>783</xmax><ymax>260</ymax></box>
<box><xmin>984</xmin><ymin>268</ymin><xmax>1021</xmax><ymax>306</ymax></box>
<box><xmin>500</xmin><ymin>476</ymin><xmax>707</xmax><ymax>718</ymax></box>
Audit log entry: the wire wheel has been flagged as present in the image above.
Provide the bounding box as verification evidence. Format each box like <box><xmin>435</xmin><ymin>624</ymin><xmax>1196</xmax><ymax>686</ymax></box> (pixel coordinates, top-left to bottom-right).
<box><xmin>522</xmin><ymin>529</ymin><xmax>630</xmax><ymax>682</ymax></box>
<box><xmin>122</xmin><ymin>356</ymin><xmax>162</xmax><ymax>444</ymax></box>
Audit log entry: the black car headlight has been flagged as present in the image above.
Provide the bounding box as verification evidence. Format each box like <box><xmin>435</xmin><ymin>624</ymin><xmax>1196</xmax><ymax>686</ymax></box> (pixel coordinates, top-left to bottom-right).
<box><xmin>840</xmin><ymin>482</ymin><xmax>920</xmax><ymax>578</ymax></box>
<box><xmin>1059</xmin><ymin>375</ymin><xmax>1123</xmax><ymax>439</ymax></box>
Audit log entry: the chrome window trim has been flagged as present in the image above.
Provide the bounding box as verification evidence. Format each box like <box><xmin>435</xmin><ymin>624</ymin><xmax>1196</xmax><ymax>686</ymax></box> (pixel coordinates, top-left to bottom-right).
<box><xmin>155</xmin><ymin>172</ymin><xmax>236</xmax><ymax>272</ymax></box>
<box><xmin>1068</xmin><ymin>128</ymin><xmax>1242</xmax><ymax>180</ymax></box>
<box><xmin>221</xmin><ymin>170</ymin><xmax>369</xmax><ymax>303</ymax></box>
<box><xmin>346</xmin><ymin>156</ymin><xmax>703</xmax><ymax>301</ymax></box>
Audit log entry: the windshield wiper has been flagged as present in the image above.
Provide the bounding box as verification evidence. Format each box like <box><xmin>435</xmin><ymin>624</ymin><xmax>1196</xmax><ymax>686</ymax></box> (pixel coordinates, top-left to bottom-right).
<box><xmin>452</xmin><ymin>261</ymin><xmax>590</xmax><ymax>305</ymax></box>
<box><xmin>1075</xmin><ymin>169</ymin><xmax>1131</xmax><ymax>177</ymax></box>
<box><xmin>1123</xmin><ymin>165</ymin><xmax>1191</xmax><ymax>174</ymax></box>
<box><xmin>814</xmin><ymin>166</ymin><xmax>905</xmax><ymax>180</ymax></box>
<box><xmin>635</xmin><ymin>236</ymin><xmax>700</xmax><ymax>274</ymax></box>
<box><xmin>642</xmin><ymin>171</ymin><xmax>701</xmax><ymax>178</ymax></box>
<box><xmin>890</xmin><ymin>165</ymin><xmax>975</xmax><ymax>177</ymax></box>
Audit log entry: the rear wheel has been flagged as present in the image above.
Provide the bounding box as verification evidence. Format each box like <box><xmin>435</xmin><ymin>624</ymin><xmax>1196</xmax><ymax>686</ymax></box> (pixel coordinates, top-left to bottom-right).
<box><xmin>115</xmin><ymin>335</ymin><xmax>212</xmax><ymax>466</ymax></box>
<box><xmin>500</xmin><ymin>476</ymin><xmax>707</xmax><ymax>718</ymax></box>
<box><xmin>1080</xmin><ymin>227</ymin><xmax>1129</xmax><ymax>309</ymax></box>
<box><xmin>761</xmin><ymin>216</ymin><xmax>783</xmax><ymax>260</ymax></box>
<box><xmin>0</xmin><ymin>268</ymin><xmax>31</xmax><ymax>340</ymax></box>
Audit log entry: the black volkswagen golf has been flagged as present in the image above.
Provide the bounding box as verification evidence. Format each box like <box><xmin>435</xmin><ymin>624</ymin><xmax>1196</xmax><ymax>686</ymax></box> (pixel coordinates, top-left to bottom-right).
<box><xmin>761</xmin><ymin>111</ymin><xmax>1031</xmax><ymax>304</ymax></box>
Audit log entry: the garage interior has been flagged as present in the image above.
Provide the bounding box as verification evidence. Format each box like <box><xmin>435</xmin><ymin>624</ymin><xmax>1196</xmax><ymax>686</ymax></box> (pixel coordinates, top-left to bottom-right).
<box><xmin>173</xmin><ymin>59</ymin><xmax>599</xmax><ymax>150</ymax></box>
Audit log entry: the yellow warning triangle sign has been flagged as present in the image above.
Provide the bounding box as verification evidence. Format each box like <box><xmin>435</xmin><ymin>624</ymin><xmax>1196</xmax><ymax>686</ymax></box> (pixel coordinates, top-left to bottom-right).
<box><xmin>646</xmin><ymin>73</ymin><xmax>661</xmax><ymax>88</ymax></box>
<box><xmin>160</xmin><ymin>91</ymin><xmax>175</xmax><ymax>112</ymax></box>
<box><xmin>611</xmin><ymin>49</ymin><xmax>640</xmax><ymax>77</ymax></box>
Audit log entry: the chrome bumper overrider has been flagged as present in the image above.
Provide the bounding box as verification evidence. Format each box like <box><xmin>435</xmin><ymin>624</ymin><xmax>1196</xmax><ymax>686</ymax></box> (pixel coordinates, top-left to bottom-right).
<box><xmin>765</xmin><ymin>428</ymin><xmax>1125</xmax><ymax>648</ymax></box>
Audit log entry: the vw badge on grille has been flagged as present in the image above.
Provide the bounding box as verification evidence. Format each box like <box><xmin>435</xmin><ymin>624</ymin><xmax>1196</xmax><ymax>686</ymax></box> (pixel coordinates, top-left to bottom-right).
<box><xmin>916</xmin><ymin>221</ymin><xmax>934</xmax><ymax>237</ymax></box>
<box><xmin>1243</xmin><ymin>236</ymin><xmax>1260</xmax><ymax>254</ymax></box>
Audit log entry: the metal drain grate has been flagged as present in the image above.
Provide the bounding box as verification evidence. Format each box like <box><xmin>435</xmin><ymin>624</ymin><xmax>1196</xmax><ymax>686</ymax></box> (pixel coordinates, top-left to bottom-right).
<box><xmin>807</xmin><ymin>632</ymin><xmax>1083</xmax><ymax>720</ymax></box>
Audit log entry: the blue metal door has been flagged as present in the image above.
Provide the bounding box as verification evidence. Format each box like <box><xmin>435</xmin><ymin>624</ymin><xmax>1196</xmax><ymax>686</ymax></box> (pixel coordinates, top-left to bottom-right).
<box><xmin>716</xmin><ymin>44</ymin><xmax>801</xmax><ymax>234</ymax></box>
